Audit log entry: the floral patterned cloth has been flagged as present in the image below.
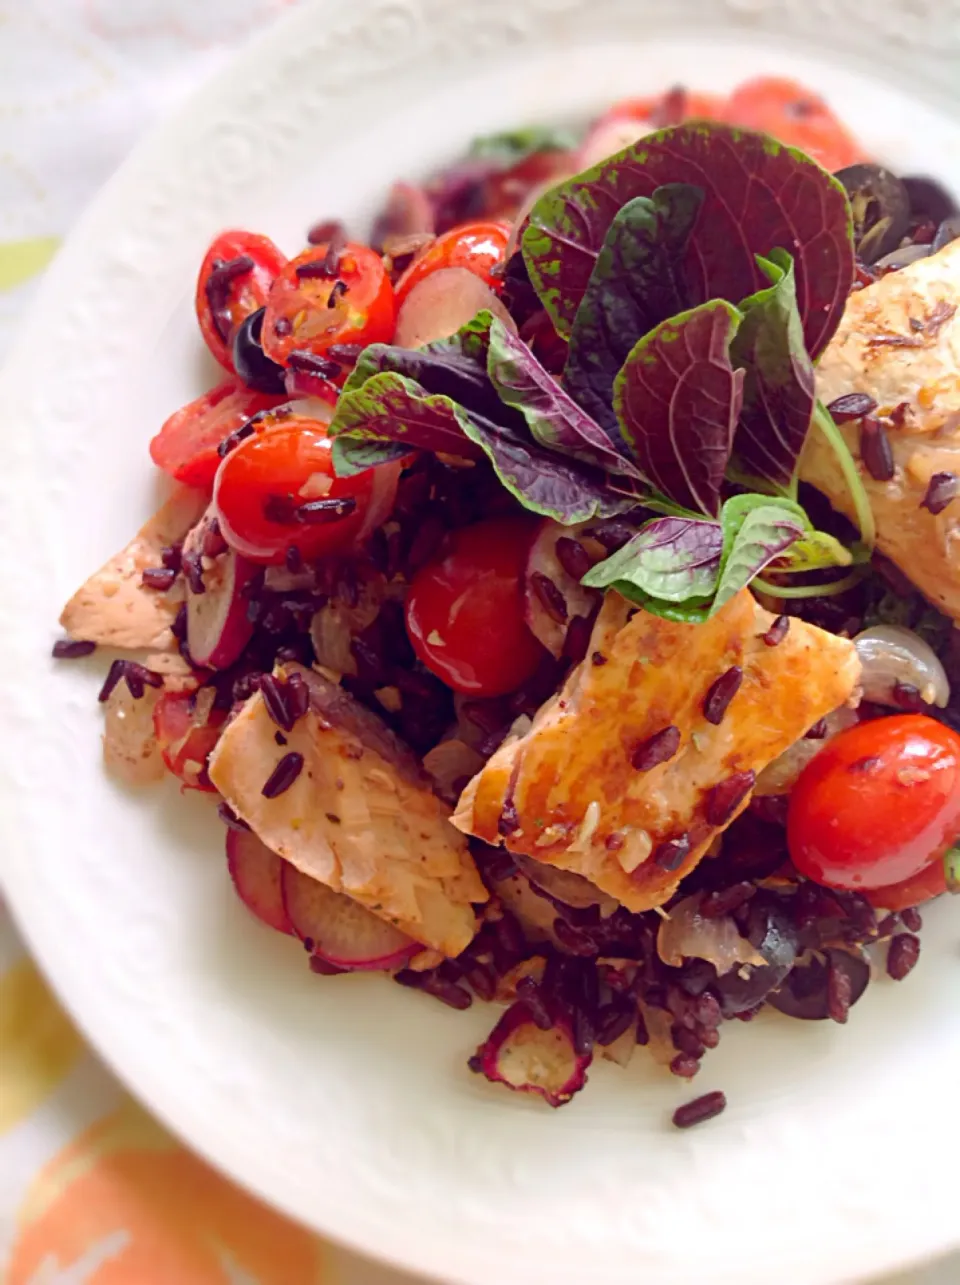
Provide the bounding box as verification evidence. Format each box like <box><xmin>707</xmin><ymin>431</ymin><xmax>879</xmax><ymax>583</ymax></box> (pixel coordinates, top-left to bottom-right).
<box><xmin>0</xmin><ymin>3</ymin><xmax>955</xmax><ymax>1281</ymax></box>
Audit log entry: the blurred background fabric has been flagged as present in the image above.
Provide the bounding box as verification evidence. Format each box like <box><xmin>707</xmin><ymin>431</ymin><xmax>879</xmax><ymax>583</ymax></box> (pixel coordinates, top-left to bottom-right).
<box><xmin>0</xmin><ymin>2</ymin><xmax>956</xmax><ymax>1282</ymax></box>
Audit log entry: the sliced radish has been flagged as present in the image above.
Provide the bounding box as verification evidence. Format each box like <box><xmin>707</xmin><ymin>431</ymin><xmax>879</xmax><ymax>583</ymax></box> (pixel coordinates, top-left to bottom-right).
<box><xmin>356</xmin><ymin>458</ymin><xmax>402</xmax><ymax>543</ymax></box>
<box><xmin>280</xmin><ymin>862</ymin><xmax>418</xmax><ymax>970</ymax></box>
<box><xmin>524</xmin><ymin>519</ymin><xmax>599</xmax><ymax>657</ymax></box>
<box><xmin>183</xmin><ymin>512</ymin><xmax>257</xmax><ymax>670</ymax></box>
<box><xmin>578</xmin><ymin>115</ymin><xmax>654</xmax><ymax>170</ymax></box>
<box><xmin>226</xmin><ymin>830</ymin><xmax>293</xmax><ymax>935</ymax></box>
<box><xmin>474</xmin><ymin>1002</ymin><xmax>590</xmax><ymax>1107</ymax></box>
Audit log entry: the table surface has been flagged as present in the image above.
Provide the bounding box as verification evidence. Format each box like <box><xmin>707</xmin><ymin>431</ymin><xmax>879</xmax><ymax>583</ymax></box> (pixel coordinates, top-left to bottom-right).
<box><xmin>0</xmin><ymin>3</ymin><xmax>956</xmax><ymax>1282</ymax></box>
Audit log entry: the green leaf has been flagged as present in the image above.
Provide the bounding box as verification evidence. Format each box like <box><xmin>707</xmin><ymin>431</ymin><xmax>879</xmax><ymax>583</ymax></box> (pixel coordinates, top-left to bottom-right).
<box><xmin>729</xmin><ymin>249</ymin><xmax>816</xmax><ymax>493</ymax></box>
<box><xmin>581</xmin><ymin>516</ymin><xmax>724</xmax><ymax>605</ymax></box>
<box><xmin>563</xmin><ymin>184</ymin><xmax>704</xmax><ymax>439</ymax></box>
<box><xmin>469</xmin><ymin>125</ymin><xmax>579</xmax><ymax>164</ymax></box>
<box><xmin>945</xmin><ymin>846</ymin><xmax>960</xmax><ymax>894</ymax></box>
<box><xmin>712</xmin><ymin>494</ymin><xmax>808</xmax><ymax>613</ymax></box>
<box><xmin>777</xmin><ymin>530</ymin><xmax>853</xmax><ymax>573</ymax></box>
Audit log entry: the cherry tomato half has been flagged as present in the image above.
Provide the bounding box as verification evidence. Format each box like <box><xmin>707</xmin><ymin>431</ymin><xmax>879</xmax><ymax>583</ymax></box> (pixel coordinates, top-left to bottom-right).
<box><xmin>213</xmin><ymin>412</ymin><xmax>379</xmax><ymax>565</ymax></box>
<box><xmin>153</xmin><ymin>691</ymin><xmax>224</xmax><ymax>793</ymax></box>
<box><xmin>394</xmin><ymin>221</ymin><xmax>511</xmax><ymax>307</ymax></box>
<box><xmin>866</xmin><ymin>860</ymin><xmax>948</xmax><ymax>913</ymax></box>
<box><xmin>404</xmin><ymin>516</ymin><xmax>543</xmax><ymax>698</ymax></box>
<box><xmin>149</xmin><ymin>378</ymin><xmax>282</xmax><ymax>491</ymax></box>
<box><xmin>724</xmin><ymin>77</ymin><xmax>863</xmax><ymax>173</ymax></box>
<box><xmin>600</xmin><ymin>89</ymin><xmax>728</xmax><ymax>129</ymax></box>
<box><xmin>788</xmin><ymin>714</ymin><xmax>960</xmax><ymax>891</ymax></box>
<box><xmin>261</xmin><ymin>243</ymin><xmax>395</xmax><ymax>366</ymax></box>
<box><xmin>196</xmin><ymin>231</ymin><xmax>287</xmax><ymax>372</ymax></box>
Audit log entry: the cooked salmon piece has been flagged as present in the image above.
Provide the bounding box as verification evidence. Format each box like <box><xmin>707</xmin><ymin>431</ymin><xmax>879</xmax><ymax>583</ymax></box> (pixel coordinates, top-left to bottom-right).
<box><xmin>803</xmin><ymin>238</ymin><xmax>960</xmax><ymax>623</ymax></box>
<box><xmin>453</xmin><ymin>591</ymin><xmax>860</xmax><ymax>912</ymax></box>
<box><xmin>60</xmin><ymin>485</ymin><xmax>207</xmax><ymax>651</ymax></box>
<box><xmin>208</xmin><ymin>662</ymin><xmax>487</xmax><ymax>957</ymax></box>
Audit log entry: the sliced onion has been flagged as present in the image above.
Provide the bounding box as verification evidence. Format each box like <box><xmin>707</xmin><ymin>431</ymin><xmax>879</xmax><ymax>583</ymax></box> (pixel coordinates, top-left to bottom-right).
<box><xmin>102</xmin><ymin>683</ymin><xmax>165</xmax><ymax>786</ymax></box>
<box><xmin>394</xmin><ymin>268</ymin><xmax>516</xmax><ymax>349</ymax></box>
<box><xmin>514</xmin><ymin>853</ymin><xmax>618</xmax><ymax>914</ymax></box>
<box><xmin>474</xmin><ymin>1002</ymin><xmax>590</xmax><ymax>1107</ymax></box>
<box><xmin>524</xmin><ymin>519</ymin><xmax>599</xmax><ymax>658</ymax></box>
<box><xmin>422</xmin><ymin>738</ymin><xmax>485</xmax><ymax>803</ymax></box>
<box><xmin>854</xmin><ymin>624</ymin><xmax>950</xmax><ymax>709</ymax></box>
<box><xmin>754</xmin><ymin>706</ymin><xmax>859</xmax><ymax>796</ymax></box>
<box><xmin>658</xmin><ymin>894</ymin><xmax>766</xmax><ymax>971</ymax></box>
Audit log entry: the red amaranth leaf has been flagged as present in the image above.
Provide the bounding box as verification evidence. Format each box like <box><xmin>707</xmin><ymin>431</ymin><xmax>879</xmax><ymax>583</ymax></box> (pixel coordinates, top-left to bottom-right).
<box><xmin>521</xmin><ymin>121</ymin><xmax>854</xmax><ymax>359</ymax></box>
<box><xmin>613</xmin><ymin>299</ymin><xmax>745</xmax><ymax>516</ymax></box>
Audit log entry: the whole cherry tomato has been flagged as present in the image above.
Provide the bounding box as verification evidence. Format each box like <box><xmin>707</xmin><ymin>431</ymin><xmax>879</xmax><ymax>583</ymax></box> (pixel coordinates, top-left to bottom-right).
<box><xmin>149</xmin><ymin>379</ymin><xmax>282</xmax><ymax>491</ymax></box>
<box><xmin>261</xmin><ymin>242</ymin><xmax>395</xmax><ymax>366</ymax></box>
<box><xmin>404</xmin><ymin>516</ymin><xmax>543</xmax><ymax>697</ymax></box>
<box><xmin>724</xmin><ymin>77</ymin><xmax>863</xmax><ymax>172</ymax></box>
<box><xmin>788</xmin><ymin>714</ymin><xmax>960</xmax><ymax>891</ymax></box>
<box><xmin>866</xmin><ymin>859</ymin><xmax>949</xmax><ymax>913</ymax></box>
<box><xmin>196</xmin><ymin>231</ymin><xmax>287</xmax><ymax>371</ymax></box>
<box><xmin>213</xmin><ymin>410</ymin><xmax>385</xmax><ymax>565</ymax></box>
<box><xmin>394</xmin><ymin>222</ymin><xmax>511</xmax><ymax>307</ymax></box>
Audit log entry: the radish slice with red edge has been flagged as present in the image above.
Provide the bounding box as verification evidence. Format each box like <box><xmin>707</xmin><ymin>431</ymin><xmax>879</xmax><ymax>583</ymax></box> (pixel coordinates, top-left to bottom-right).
<box><xmin>524</xmin><ymin>519</ymin><xmax>599</xmax><ymax>658</ymax></box>
<box><xmin>473</xmin><ymin>1002</ymin><xmax>590</xmax><ymax>1107</ymax></box>
<box><xmin>280</xmin><ymin>862</ymin><xmax>418</xmax><ymax>970</ymax></box>
<box><xmin>182</xmin><ymin>511</ymin><xmax>256</xmax><ymax>669</ymax></box>
<box><xmin>226</xmin><ymin>830</ymin><xmax>293</xmax><ymax>935</ymax></box>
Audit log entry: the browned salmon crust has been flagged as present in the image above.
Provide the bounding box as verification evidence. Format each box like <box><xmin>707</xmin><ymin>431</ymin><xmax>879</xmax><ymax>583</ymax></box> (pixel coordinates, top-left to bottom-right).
<box><xmin>803</xmin><ymin>239</ymin><xmax>960</xmax><ymax>623</ymax></box>
<box><xmin>453</xmin><ymin>591</ymin><xmax>860</xmax><ymax>912</ymax></box>
<box><xmin>208</xmin><ymin>663</ymin><xmax>487</xmax><ymax>957</ymax></box>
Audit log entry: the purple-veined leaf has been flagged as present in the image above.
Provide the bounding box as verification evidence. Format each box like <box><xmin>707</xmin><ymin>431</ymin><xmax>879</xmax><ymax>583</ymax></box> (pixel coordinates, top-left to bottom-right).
<box><xmin>581</xmin><ymin>515</ymin><xmax>724</xmax><ymax>622</ymax></box>
<box><xmin>521</xmin><ymin>121</ymin><xmax>854</xmax><ymax>359</ymax></box>
<box><xmin>564</xmin><ymin>184</ymin><xmax>704</xmax><ymax>437</ymax></box>
<box><xmin>730</xmin><ymin>250</ymin><xmax>816</xmax><ymax>492</ymax></box>
<box><xmin>613</xmin><ymin>300</ymin><xmax>745</xmax><ymax>517</ymax></box>
<box><xmin>486</xmin><ymin>317</ymin><xmax>641</xmax><ymax>478</ymax></box>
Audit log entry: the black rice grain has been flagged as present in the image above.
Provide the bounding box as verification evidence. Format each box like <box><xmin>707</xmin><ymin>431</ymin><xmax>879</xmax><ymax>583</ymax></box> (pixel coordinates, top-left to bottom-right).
<box><xmin>701</xmin><ymin>881</ymin><xmax>755</xmax><ymax>919</ymax></box>
<box><xmin>762</xmin><ymin>614</ymin><xmax>790</xmax><ymax>647</ymax></box>
<box><xmin>122</xmin><ymin>662</ymin><xmax>163</xmax><ymax>701</ymax></box>
<box><xmin>921</xmin><ymin>471</ymin><xmax>959</xmax><ymax>515</ymax></box>
<box><xmin>217</xmin><ymin>801</ymin><xmax>251</xmax><ymax>832</ymax></box>
<box><xmin>827</xmin><ymin>954</ymin><xmax>853</xmax><ymax>1023</ymax></box>
<box><xmin>670</xmin><ymin>1054</ymin><xmax>701</xmax><ymax>1079</ymax></box>
<box><xmin>297</xmin><ymin>497</ymin><xmax>357</xmax><ymax>524</ymax></box>
<box><xmin>860</xmin><ymin>417</ymin><xmax>895</xmax><ymax>482</ymax></box>
<box><xmin>285</xmin><ymin>349</ymin><xmax>342</xmax><ymax>379</ymax></box>
<box><xmin>672</xmin><ymin>1090</ymin><xmax>726</xmax><ymax>1129</ymax></box>
<box><xmin>52</xmin><ymin>638</ymin><xmax>96</xmax><ymax>659</ymax></box>
<box><xmin>826</xmin><ymin>392</ymin><xmax>877</xmax><ymax>422</ymax></box>
<box><xmin>703</xmin><ymin>666</ymin><xmax>743</xmax><ymax>724</ymax></box>
<box><xmin>553</xmin><ymin>919</ymin><xmax>599</xmax><ymax>957</ymax></box>
<box><xmin>887</xmin><ymin>932</ymin><xmax>921</xmax><ymax>980</ymax></box>
<box><xmin>394</xmin><ymin>969</ymin><xmax>472</xmax><ymax>1010</ymax></box>
<box><xmin>562</xmin><ymin>614</ymin><xmax>594</xmax><ymax>667</ymax></box>
<box><xmin>181</xmin><ymin>549</ymin><xmax>205</xmax><ymax>594</ymax></box>
<box><xmin>141</xmin><ymin>567</ymin><xmax>177</xmax><ymax>591</ymax></box>
<box><xmin>705</xmin><ymin>771</ymin><xmax>756</xmax><ymax>826</ymax></box>
<box><xmin>653</xmin><ymin>835</ymin><xmax>691</xmax><ymax>871</ymax></box>
<box><xmin>205</xmin><ymin>255</ymin><xmax>254</xmax><ymax>341</ymax></box>
<box><xmin>595</xmin><ymin>1001</ymin><xmax>634</xmax><ymax>1047</ymax></box>
<box><xmin>531</xmin><ymin>571</ymin><xmax>568</xmax><ymax>624</ymax></box>
<box><xmin>516</xmin><ymin>976</ymin><xmax>554</xmax><ymax>1031</ymax></box>
<box><xmin>261</xmin><ymin>751</ymin><xmax>304</xmax><ymax>798</ymax></box>
<box><xmin>555</xmin><ymin>537</ymin><xmax>594</xmax><ymax>581</ymax></box>
<box><xmin>900</xmin><ymin>906</ymin><xmax>923</xmax><ymax>932</ymax></box>
<box><xmin>171</xmin><ymin>603</ymin><xmax>188</xmax><ymax>641</ymax></box>
<box><xmin>631</xmin><ymin>724</ymin><xmax>681</xmax><ymax>771</ymax></box>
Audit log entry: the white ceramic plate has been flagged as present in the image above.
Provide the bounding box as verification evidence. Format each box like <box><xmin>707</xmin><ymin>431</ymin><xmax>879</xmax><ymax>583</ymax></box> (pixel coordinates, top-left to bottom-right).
<box><xmin>1</xmin><ymin>2</ymin><xmax>958</xmax><ymax>1282</ymax></box>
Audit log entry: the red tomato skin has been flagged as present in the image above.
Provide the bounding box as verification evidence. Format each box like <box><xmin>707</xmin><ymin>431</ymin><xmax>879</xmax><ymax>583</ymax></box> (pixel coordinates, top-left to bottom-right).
<box><xmin>866</xmin><ymin>860</ymin><xmax>948</xmax><ymax>913</ymax></box>
<box><xmin>261</xmin><ymin>243</ymin><xmax>395</xmax><ymax>366</ymax></box>
<box><xmin>600</xmin><ymin>90</ymin><xmax>727</xmax><ymax>128</ymax></box>
<box><xmin>153</xmin><ymin>691</ymin><xmax>222</xmax><ymax>793</ymax></box>
<box><xmin>149</xmin><ymin>379</ymin><xmax>281</xmax><ymax>491</ymax></box>
<box><xmin>724</xmin><ymin>77</ymin><xmax>863</xmax><ymax>172</ymax></box>
<box><xmin>213</xmin><ymin>417</ymin><xmax>377</xmax><ymax>565</ymax></box>
<box><xmin>788</xmin><ymin>715</ymin><xmax>960</xmax><ymax>891</ymax></box>
<box><xmin>404</xmin><ymin>517</ymin><xmax>543</xmax><ymax>698</ymax></box>
<box><xmin>196</xmin><ymin>231</ymin><xmax>287</xmax><ymax>371</ymax></box>
<box><xmin>394</xmin><ymin>222</ymin><xmax>511</xmax><ymax>306</ymax></box>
